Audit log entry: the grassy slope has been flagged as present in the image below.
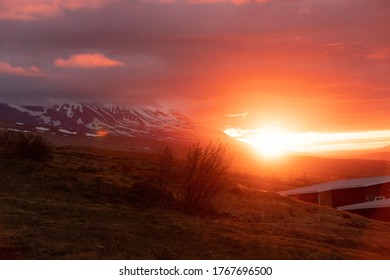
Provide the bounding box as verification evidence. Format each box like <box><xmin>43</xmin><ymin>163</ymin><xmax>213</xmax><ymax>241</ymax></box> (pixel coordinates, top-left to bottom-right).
<box><xmin>1</xmin><ymin>147</ymin><xmax>390</xmax><ymax>259</ymax></box>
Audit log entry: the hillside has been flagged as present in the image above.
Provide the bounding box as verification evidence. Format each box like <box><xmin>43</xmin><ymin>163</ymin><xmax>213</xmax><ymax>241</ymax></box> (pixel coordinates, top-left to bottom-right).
<box><xmin>1</xmin><ymin>145</ymin><xmax>390</xmax><ymax>259</ymax></box>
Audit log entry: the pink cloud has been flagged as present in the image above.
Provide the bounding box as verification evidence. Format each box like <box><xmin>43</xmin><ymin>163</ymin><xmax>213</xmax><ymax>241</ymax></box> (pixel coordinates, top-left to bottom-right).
<box><xmin>299</xmin><ymin>7</ymin><xmax>319</xmax><ymax>15</ymax></box>
<box><xmin>0</xmin><ymin>61</ymin><xmax>43</xmax><ymax>77</ymax></box>
<box><xmin>54</xmin><ymin>53</ymin><xmax>124</xmax><ymax>69</ymax></box>
<box><xmin>0</xmin><ymin>0</ymin><xmax>111</xmax><ymax>20</ymax></box>
<box><xmin>188</xmin><ymin>0</ymin><xmax>248</xmax><ymax>3</ymax></box>
<box><xmin>146</xmin><ymin>0</ymin><xmax>268</xmax><ymax>4</ymax></box>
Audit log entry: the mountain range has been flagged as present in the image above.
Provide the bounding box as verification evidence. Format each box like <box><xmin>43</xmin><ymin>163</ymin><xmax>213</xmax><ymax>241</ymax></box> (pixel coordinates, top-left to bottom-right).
<box><xmin>0</xmin><ymin>102</ymin><xmax>198</xmax><ymax>140</ymax></box>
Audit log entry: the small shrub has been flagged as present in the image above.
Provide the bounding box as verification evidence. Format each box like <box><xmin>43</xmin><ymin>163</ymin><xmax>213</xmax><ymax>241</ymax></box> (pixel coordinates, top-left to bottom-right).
<box><xmin>0</xmin><ymin>130</ymin><xmax>53</xmax><ymax>162</ymax></box>
<box><xmin>180</xmin><ymin>141</ymin><xmax>232</xmax><ymax>212</ymax></box>
<box><xmin>149</xmin><ymin>140</ymin><xmax>233</xmax><ymax>212</ymax></box>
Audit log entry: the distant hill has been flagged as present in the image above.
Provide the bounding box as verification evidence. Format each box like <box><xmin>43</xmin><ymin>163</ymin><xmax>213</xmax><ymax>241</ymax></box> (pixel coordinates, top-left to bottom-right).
<box><xmin>312</xmin><ymin>145</ymin><xmax>390</xmax><ymax>162</ymax></box>
<box><xmin>277</xmin><ymin>155</ymin><xmax>390</xmax><ymax>179</ymax></box>
<box><xmin>349</xmin><ymin>145</ymin><xmax>390</xmax><ymax>161</ymax></box>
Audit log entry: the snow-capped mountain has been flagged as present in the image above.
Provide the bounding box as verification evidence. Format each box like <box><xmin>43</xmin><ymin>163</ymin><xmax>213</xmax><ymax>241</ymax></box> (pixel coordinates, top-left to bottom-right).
<box><xmin>0</xmin><ymin>102</ymin><xmax>197</xmax><ymax>139</ymax></box>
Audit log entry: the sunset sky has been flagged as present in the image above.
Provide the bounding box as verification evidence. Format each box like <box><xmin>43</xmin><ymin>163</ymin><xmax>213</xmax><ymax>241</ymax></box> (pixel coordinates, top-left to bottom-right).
<box><xmin>1</xmin><ymin>0</ymin><xmax>389</xmax><ymax>153</ymax></box>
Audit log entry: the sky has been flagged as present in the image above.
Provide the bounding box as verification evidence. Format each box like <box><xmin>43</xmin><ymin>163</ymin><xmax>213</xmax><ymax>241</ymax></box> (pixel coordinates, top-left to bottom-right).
<box><xmin>0</xmin><ymin>0</ymin><xmax>390</xmax><ymax>151</ymax></box>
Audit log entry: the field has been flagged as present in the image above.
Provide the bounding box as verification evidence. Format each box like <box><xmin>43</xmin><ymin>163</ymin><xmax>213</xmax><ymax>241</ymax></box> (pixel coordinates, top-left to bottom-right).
<box><xmin>1</xmin><ymin>144</ymin><xmax>390</xmax><ymax>260</ymax></box>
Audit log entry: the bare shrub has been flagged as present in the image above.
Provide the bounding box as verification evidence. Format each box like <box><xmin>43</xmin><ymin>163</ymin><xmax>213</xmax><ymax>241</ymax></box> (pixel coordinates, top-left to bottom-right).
<box><xmin>150</xmin><ymin>141</ymin><xmax>233</xmax><ymax>211</ymax></box>
<box><xmin>180</xmin><ymin>141</ymin><xmax>232</xmax><ymax>212</ymax></box>
<box><xmin>0</xmin><ymin>130</ymin><xmax>52</xmax><ymax>162</ymax></box>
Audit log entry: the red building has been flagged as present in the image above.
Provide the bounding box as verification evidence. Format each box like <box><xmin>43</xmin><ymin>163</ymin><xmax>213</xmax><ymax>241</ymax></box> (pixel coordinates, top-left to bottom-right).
<box><xmin>279</xmin><ymin>176</ymin><xmax>390</xmax><ymax>221</ymax></box>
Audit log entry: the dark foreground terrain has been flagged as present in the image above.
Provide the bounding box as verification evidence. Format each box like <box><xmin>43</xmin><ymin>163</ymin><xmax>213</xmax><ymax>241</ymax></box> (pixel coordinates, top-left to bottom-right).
<box><xmin>1</xmin><ymin>146</ymin><xmax>390</xmax><ymax>259</ymax></box>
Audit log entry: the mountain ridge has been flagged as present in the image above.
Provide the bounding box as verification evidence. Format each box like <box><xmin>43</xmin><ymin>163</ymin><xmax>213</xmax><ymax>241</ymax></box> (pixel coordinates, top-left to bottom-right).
<box><xmin>0</xmin><ymin>102</ymin><xmax>197</xmax><ymax>140</ymax></box>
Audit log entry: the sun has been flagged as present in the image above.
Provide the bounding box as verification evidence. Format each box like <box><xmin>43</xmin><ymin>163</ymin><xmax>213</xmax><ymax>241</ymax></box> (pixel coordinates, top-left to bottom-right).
<box><xmin>249</xmin><ymin>126</ymin><xmax>289</xmax><ymax>158</ymax></box>
<box><xmin>225</xmin><ymin>126</ymin><xmax>291</xmax><ymax>158</ymax></box>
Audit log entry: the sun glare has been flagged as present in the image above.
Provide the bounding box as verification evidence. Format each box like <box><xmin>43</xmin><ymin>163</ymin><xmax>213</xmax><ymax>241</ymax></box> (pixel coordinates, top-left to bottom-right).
<box><xmin>97</xmin><ymin>129</ymin><xmax>109</xmax><ymax>137</ymax></box>
<box><xmin>225</xmin><ymin>126</ymin><xmax>390</xmax><ymax>158</ymax></box>
<box><xmin>250</xmin><ymin>127</ymin><xmax>288</xmax><ymax>157</ymax></box>
<box><xmin>226</xmin><ymin>126</ymin><xmax>291</xmax><ymax>158</ymax></box>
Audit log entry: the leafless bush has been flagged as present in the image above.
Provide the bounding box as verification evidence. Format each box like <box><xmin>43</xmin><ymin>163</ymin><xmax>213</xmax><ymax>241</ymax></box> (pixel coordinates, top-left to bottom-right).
<box><xmin>180</xmin><ymin>141</ymin><xmax>232</xmax><ymax>211</ymax></box>
<box><xmin>0</xmin><ymin>130</ymin><xmax>53</xmax><ymax>162</ymax></box>
<box><xmin>152</xmin><ymin>140</ymin><xmax>233</xmax><ymax>211</ymax></box>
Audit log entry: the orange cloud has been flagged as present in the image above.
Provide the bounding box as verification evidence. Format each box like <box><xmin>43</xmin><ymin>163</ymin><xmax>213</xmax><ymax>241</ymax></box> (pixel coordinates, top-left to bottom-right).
<box><xmin>54</xmin><ymin>53</ymin><xmax>124</xmax><ymax>69</ymax></box>
<box><xmin>226</xmin><ymin>112</ymin><xmax>248</xmax><ymax>118</ymax></box>
<box><xmin>0</xmin><ymin>0</ymin><xmax>110</xmax><ymax>20</ymax></box>
<box><xmin>0</xmin><ymin>61</ymin><xmax>43</xmax><ymax>77</ymax></box>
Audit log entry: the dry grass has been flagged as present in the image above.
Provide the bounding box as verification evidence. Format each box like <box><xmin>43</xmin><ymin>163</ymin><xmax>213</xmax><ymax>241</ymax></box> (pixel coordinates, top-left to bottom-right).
<box><xmin>1</xmin><ymin>147</ymin><xmax>390</xmax><ymax>259</ymax></box>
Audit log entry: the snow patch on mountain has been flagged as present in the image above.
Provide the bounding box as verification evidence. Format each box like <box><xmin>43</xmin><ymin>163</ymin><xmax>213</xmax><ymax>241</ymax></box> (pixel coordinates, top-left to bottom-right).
<box><xmin>59</xmin><ymin>129</ymin><xmax>78</xmax><ymax>135</ymax></box>
<box><xmin>8</xmin><ymin>104</ymin><xmax>43</xmax><ymax>117</ymax></box>
<box><xmin>36</xmin><ymin>127</ymin><xmax>50</xmax><ymax>131</ymax></box>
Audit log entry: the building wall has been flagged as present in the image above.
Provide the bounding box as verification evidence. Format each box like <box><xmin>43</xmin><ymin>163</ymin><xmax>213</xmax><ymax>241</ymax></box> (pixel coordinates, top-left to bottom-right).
<box><xmin>344</xmin><ymin>207</ymin><xmax>390</xmax><ymax>222</ymax></box>
<box><xmin>318</xmin><ymin>191</ymin><xmax>332</xmax><ymax>207</ymax></box>
<box><xmin>364</xmin><ymin>183</ymin><xmax>390</xmax><ymax>201</ymax></box>
<box><xmin>289</xmin><ymin>183</ymin><xmax>390</xmax><ymax>211</ymax></box>
<box><xmin>331</xmin><ymin>188</ymin><xmax>366</xmax><ymax>208</ymax></box>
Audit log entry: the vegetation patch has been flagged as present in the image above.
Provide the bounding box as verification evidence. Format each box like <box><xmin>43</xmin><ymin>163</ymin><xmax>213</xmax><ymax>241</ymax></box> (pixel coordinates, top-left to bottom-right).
<box><xmin>0</xmin><ymin>130</ymin><xmax>52</xmax><ymax>162</ymax></box>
